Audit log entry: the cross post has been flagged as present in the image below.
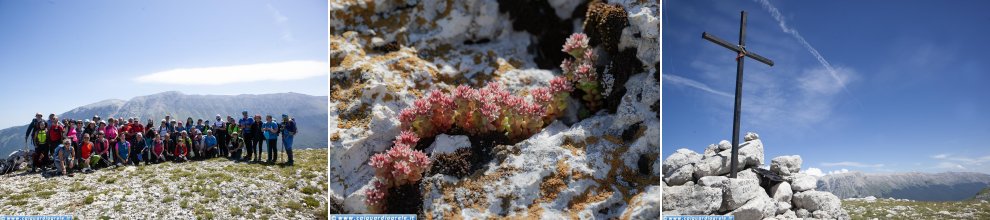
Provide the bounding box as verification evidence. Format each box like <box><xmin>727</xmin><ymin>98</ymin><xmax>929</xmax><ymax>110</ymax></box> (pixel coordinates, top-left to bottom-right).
<box><xmin>701</xmin><ymin>11</ymin><xmax>774</xmax><ymax>178</ymax></box>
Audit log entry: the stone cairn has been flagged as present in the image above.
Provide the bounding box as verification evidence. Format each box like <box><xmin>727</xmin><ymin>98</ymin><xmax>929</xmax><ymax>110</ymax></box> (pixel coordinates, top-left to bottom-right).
<box><xmin>662</xmin><ymin>132</ymin><xmax>850</xmax><ymax>220</ymax></box>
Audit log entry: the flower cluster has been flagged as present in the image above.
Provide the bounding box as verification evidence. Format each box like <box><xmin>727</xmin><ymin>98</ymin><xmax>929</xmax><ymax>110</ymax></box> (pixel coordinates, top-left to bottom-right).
<box><xmin>365</xmin><ymin>130</ymin><xmax>431</xmax><ymax>212</ymax></box>
<box><xmin>561</xmin><ymin>32</ymin><xmax>604</xmax><ymax>112</ymax></box>
<box><xmin>398</xmin><ymin>91</ymin><xmax>454</xmax><ymax>137</ymax></box>
<box><xmin>400</xmin><ymin>80</ymin><xmax>571</xmax><ymax>141</ymax></box>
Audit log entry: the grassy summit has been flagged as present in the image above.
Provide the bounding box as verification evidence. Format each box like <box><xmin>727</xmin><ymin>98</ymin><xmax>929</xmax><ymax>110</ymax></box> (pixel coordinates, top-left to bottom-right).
<box><xmin>843</xmin><ymin>198</ymin><xmax>990</xmax><ymax>219</ymax></box>
<box><xmin>0</xmin><ymin>149</ymin><xmax>328</xmax><ymax>219</ymax></box>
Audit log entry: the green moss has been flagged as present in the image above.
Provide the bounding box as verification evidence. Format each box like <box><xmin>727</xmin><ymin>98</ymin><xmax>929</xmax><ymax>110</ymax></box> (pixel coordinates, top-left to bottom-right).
<box><xmin>303</xmin><ymin>196</ymin><xmax>320</xmax><ymax>208</ymax></box>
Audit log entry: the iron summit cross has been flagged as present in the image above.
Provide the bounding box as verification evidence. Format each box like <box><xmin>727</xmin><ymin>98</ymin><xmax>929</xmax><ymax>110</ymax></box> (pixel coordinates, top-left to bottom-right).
<box><xmin>701</xmin><ymin>11</ymin><xmax>774</xmax><ymax>178</ymax></box>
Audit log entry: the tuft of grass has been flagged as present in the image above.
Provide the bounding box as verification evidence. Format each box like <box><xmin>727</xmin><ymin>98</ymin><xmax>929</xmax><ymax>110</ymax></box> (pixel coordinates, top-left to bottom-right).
<box><xmin>163</xmin><ymin>196</ymin><xmax>175</xmax><ymax>203</ymax></box>
<box><xmin>300</xmin><ymin>185</ymin><xmax>320</xmax><ymax>195</ymax></box>
<box><xmin>303</xmin><ymin>196</ymin><xmax>320</xmax><ymax>208</ymax></box>
<box><xmin>84</xmin><ymin>195</ymin><xmax>95</xmax><ymax>204</ymax></box>
<box><xmin>35</xmin><ymin>191</ymin><xmax>56</xmax><ymax>199</ymax></box>
<box><xmin>180</xmin><ymin>199</ymin><xmax>189</xmax><ymax>209</ymax></box>
<box><xmin>285</xmin><ymin>201</ymin><xmax>303</xmax><ymax>211</ymax></box>
<box><xmin>229</xmin><ymin>206</ymin><xmax>243</xmax><ymax>216</ymax></box>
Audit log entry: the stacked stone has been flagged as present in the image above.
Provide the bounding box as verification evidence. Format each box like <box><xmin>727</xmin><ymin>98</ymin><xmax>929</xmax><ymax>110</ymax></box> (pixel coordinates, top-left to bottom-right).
<box><xmin>662</xmin><ymin>132</ymin><xmax>850</xmax><ymax>220</ymax></box>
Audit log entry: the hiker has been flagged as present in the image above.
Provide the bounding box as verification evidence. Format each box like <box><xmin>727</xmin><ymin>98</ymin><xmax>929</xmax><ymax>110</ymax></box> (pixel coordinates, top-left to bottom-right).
<box><xmin>263</xmin><ymin>115</ymin><xmax>280</xmax><ymax>164</ymax></box>
<box><xmin>105</xmin><ymin>119</ymin><xmax>119</xmax><ymax>164</ymax></box>
<box><xmin>281</xmin><ymin>115</ymin><xmax>297</xmax><ymax>166</ymax></box>
<box><xmin>66</xmin><ymin>120</ymin><xmax>81</xmax><ymax>171</ymax></box>
<box><xmin>47</xmin><ymin>115</ymin><xmax>65</xmax><ymax>167</ymax></box>
<box><xmin>84</xmin><ymin>120</ymin><xmax>96</xmax><ymax>138</ymax></box>
<box><xmin>213</xmin><ymin>115</ymin><xmax>228</xmax><ymax>158</ymax></box>
<box><xmin>130</xmin><ymin>119</ymin><xmax>144</xmax><ymax>143</ymax></box>
<box><xmin>203</xmin><ymin>130</ymin><xmax>218</xmax><ymax>158</ymax></box>
<box><xmin>32</xmin><ymin>121</ymin><xmax>49</xmax><ymax>173</ymax></box>
<box><xmin>238</xmin><ymin>111</ymin><xmax>255</xmax><ymax>162</ymax></box>
<box><xmin>115</xmin><ymin>135</ymin><xmax>130</xmax><ymax>166</ymax></box>
<box><xmin>227</xmin><ymin>117</ymin><xmax>241</xmax><ymax>160</ymax></box>
<box><xmin>79</xmin><ymin>133</ymin><xmax>93</xmax><ymax>173</ymax></box>
<box><xmin>130</xmin><ymin>132</ymin><xmax>146</xmax><ymax>165</ymax></box>
<box><xmin>228</xmin><ymin>132</ymin><xmax>244</xmax><ymax>161</ymax></box>
<box><xmin>53</xmin><ymin>139</ymin><xmax>74</xmax><ymax>177</ymax></box>
<box><xmin>24</xmin><ymin>113</ymin><xmax>44</xmax><ymax>145</ymax></box>
<box><xmin>191</xmin><ymin>129</ymin><xmax>203</xmax><ymax>160</ymax></box>
<box><xmin>250</xmin><ymin>115</ymin><xmax>264</xmax><ymax>163</ymax></box>
<box><xmin>91</xmin><ymin>131</ymin><xmax>111</xmax><ymax>169</ymax></box>
<box><xmin>158</xmin><ymin>119</ymin><xmax>169</xmax><ymax>139</ymax></box>
<box><xmin>174</xmin><ymin>131</ymin><xmax>189</xmax><ymax>162</ymax></box>
<box><xmin>163</xmin><ymin>133</ymin><xmax>175</xmax><ymax>161</ymax></box>
<box><xmin>151</xmin><ymin>135</ymin><xmax>166</xmax><ymax>163</ymax></box>
<box><xmin>195</xmin><ymin>119</ymin><xmax>205</xmax><ymax>134</ymax></box>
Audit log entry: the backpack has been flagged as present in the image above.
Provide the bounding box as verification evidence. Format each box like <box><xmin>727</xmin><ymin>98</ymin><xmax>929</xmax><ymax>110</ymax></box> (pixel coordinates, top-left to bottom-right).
<box><xmin>36</xmin><ymin>130</ymin><xmax>47</xmax><ymax>145</ymax></box>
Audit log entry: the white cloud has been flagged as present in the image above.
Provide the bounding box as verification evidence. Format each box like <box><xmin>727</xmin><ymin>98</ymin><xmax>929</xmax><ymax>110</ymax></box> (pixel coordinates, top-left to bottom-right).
<box><xmin>936</xmin><ymin>162</ymin><xmax>965</xmax><ymax>170</ymax></box>
<box><xmin>803</xmin><ymin>167</ymin><xmax>825</xmax><ymax>177</ymax></box>
<box><xmin>828</xmin><ymin>168</ymin><xmax>850</xmax><ymax>175</ymax></box>
<box><xmin>267</xmin><ymin>4</ymin><xmax>293</xmax><ymax>41</ymax></box>
<box><xmin>663</xmin><ymin>73</ymin><xmax>733</xmax><ymax>98</ymax></box>
<box><xmin>821</xmin><ymin>161</ymin><xmax>884</xmax><ymax>168</ymax></box>
<box><xmin>135</xmin><ymin>60</ymin><xmax>327</xmax><ymax>85</ymax></box>
<box><xmin>930</xmin><ymin>153</ymin><xmax>990</xmax><ymax>171</ymax></box>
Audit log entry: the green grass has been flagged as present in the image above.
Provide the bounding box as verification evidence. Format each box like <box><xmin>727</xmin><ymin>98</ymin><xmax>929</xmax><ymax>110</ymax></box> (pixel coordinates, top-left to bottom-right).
<box><xmin>285</xmin><ymin>201</ymin><xmax>303</xmax><ymax>211</ymax></box>
<box><xmin>84</xmin><ymin>195</ymin><xmax>95</xmax><ymax>204</ymax></box>
<box><xmin>180</xmin><ymin>199</ymin><xmax>189</xmax><ymax>209</ymax></box>
<box><xmin>35</xmin><ymin>191</ymin><xmax>56</xmax><ymax>199</ymax></box>
<box><xmin>303</xmin><ymin>196</ymin><xmax>320</xmax><ymax>208</ymax></box>
<box><xmin>845</xmin><ymin>199</ymin><xmax>990</xmax><ymax>219</ymax></box>
<box><xmin>229</xmin><ymin>206</ymin><xmax>243</xmax><ymax>216</ymax></box>
<box><xmin>300</xmin><ymin>185</ymin><xmax>321</xmax><ymax>195</ymax></box>
<box><xmin>163</xmin><ymin>196</ymin><xmax>175</xmax><ymax>203</ymax></box>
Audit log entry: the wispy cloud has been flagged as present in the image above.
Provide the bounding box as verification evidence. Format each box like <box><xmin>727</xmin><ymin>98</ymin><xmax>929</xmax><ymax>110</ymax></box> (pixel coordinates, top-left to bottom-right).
<box><xmin>930</xmin><ymin>153</ymin><xmax>990</xmax><ymax>171</ymax></box>
<box><xmin>802</xmin><ymin>167</ymin><xmax>825</xmax><ymax>177</ymax></box>
<box><xmin>754</xmin><ymin>0</ymin><xmax>849</xmax><ymax>94</ymax></box>
<box><xmin>821</xmin><ymin>161</ymin><xmax>885</xmax><ymax>168</ymax></box>
<box><xmin>267</xmin><ymin>4</ymin><xmax>293</xmax><ymax>41</ymax></box>
<box><xmin>663</xmin><ymin>73</ymin><xmax>733</xmax><ymax>98</ymax></box>
<box><xmin>135</xmin><ymin>60</ymin><xmax>327</xmax><ymax>85</ymax></box>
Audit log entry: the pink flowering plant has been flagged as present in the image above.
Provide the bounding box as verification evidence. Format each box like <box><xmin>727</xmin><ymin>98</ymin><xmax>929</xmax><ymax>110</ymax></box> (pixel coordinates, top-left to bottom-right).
<box><xmin>365</xmin><ymin>130</ymin><xmax>431</xmax><ymax>212</ymax></box>
<box><xmin>561</xmin><ymin>32</ymin><xmax>603</xmax><ymax>111</ymax></box>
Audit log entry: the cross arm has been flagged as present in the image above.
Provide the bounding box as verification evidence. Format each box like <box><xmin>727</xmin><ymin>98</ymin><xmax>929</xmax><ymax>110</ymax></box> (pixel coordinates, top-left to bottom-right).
<box><xmin>702</xmin><ymin>32</ymin><xmax>775</xmax><ymax>66</ymax></box>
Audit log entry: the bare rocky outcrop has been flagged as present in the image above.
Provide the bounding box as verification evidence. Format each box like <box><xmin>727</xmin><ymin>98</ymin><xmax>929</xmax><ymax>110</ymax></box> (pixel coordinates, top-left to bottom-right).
<box><xmin>662</xmin><ymin>133</ymin><xmax>850</xmax><ymax>220</ymax></box>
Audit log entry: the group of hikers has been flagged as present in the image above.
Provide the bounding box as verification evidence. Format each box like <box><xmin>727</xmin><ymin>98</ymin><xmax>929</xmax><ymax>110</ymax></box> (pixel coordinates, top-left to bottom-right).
<box><xmin>23</xmin><ymin>111</ymin><xmax>298</xmax><ymax>177</ymax></box>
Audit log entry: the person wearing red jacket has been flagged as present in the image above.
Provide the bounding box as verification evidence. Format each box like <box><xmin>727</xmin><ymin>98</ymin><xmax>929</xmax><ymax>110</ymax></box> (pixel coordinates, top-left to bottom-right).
<box><xmin>174</xmin><ymin>131</ymin><xmax>190</xmax><ymax>162</ymax></box>
<box><xmin>47</xmin><ymin>115</ymin><xmax>64</xmax><ymax>167</ymax></box>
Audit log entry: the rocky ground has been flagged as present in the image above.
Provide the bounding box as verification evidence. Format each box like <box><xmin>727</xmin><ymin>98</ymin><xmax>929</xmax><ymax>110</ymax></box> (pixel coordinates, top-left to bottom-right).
<box><xmin>0</xmin><ymin>149</ymin><xmax>328</xmax><ymax>219</ymax></box>
<box><xmin>843</xmin><ymin>197</ymin><xmax>990</xmax><ymax>219</ymax></box>
<box><xmin>330</xmin><ymin>0</ymin><xmax>660</xmax><ymax>218</ymax></box>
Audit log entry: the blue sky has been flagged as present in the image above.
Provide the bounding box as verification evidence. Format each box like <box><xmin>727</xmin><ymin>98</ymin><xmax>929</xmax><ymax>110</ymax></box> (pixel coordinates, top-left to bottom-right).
<box><xmin>0</xmin><ymin>0</ymin><xmax>328</xmax><ymax>128</ymax></box>
<box><xmin>663</xmin><ymin>0</ymin><xmax>990</xmax><ymax>175</ymax></box>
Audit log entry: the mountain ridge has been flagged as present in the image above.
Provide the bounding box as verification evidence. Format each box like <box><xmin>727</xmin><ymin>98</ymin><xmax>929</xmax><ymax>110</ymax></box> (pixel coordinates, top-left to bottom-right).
<box><xmin>817</xmin><ymin>171</ymin><xmax>990</xmax><ymax>201</ymax></box>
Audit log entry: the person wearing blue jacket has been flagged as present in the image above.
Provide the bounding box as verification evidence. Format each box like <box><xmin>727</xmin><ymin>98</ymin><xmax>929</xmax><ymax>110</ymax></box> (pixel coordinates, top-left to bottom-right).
<box><xmin>262</xmin><ymin>115</ymin><xmax>279</xmax><ymax>164</ymax></box>
<box><xmin>203</xmin><ymin>130</ymin><xmax>218</xmax><ymax>158</ymax></box>
<box><xmin>280</xmin><ymin>114</ymin><xmax>297</xmax><ymax>166</ymax></box>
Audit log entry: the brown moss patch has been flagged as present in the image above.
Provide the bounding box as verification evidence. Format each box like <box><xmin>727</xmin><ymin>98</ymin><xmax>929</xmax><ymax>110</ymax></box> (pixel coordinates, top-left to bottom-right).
<box><xmin>535</xmin><ymin>159</ymin><xmax>572</xmax><ymax>204</ymax></box>
<box><xmin>436</xmin><ymin>166</ymin><xmax>520</xmax><ymax>219</ymax></box>
<box><xmin>337</xmin><ymin>103</ymin><xmax>372</xmax><ymax>130</ymax></box>
<box><xmin>584</xmin><ymin>1</ymin><xmax>628</xmax><ymax>54</ymax></box>
<box><xmin>567</xmin><ymin>186</ymin><xmax>615</xmax><ymax>219</ymax></box>
<box><xmin>330</xmin><ymin>132</ymin><xmax>341</xmax><ymax>142</ymax></box>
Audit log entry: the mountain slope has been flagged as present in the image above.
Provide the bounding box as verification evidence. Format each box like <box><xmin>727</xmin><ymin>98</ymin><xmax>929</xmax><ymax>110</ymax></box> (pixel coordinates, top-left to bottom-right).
<box><xmin>818</xmin><ymin>171</ymin><xmax>990</xmax><ymax>201</ymax></box>
<box><xmin>0</xmin><ymin>91</ymin><xmax>328</xmax><ymax>158</ymax></box>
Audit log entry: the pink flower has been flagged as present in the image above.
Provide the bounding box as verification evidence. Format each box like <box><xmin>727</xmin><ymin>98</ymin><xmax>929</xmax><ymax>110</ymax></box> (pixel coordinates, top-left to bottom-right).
<box><xmin>531</xmin><ymin>87</ymin><xmax>552</xmax><ymax>104</ymax></box>
<box><xmin>562</xmin><ymin>33</ymin><xmax>589</xmax><ymax>54</ymax></box>
<box><xmin>398</xmin><ymin>108</ymin><xmax>417</xmax><ymax>127</ymax></box>
<box><xmin>560</xmin><ymin>59</ymin><xmax>573</xmax><ymax>73</ymax></box>
<box><xmin>364</xmin><ymin>178</ymin><xmax>388</xmax><ymax>208</ymax></box>
<box><xmin>549</xmin><ymin>76</ymin><xmax>573</xmax><ymax>94</ymax></box>
<box><xmin>575</xmin><ymin>63</ymin><xmax>595</xmax><ymax>82</ymax></box>
<box><xmin>394</xmin><ymin>130</ymin><xmax>419</xmax><ymax>148</ymax></box>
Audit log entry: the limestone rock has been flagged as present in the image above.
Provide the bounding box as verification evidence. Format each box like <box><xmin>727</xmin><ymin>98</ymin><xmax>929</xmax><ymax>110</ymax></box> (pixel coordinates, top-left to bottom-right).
<box><xmin>663</xmin><ymin>148</ymin><xmax>701</xmax><ymax>175</ymax></box>
<box><xmin>775</xmin><ymin>201</ymin><xmax>791</xmax><ymax>215</ymax></box>
<box><xmin>771</xmin><ymin>182</ymin><xmax>793</xmax><ymax>203</ymax></box>
<box><xmin>770</xmin><ymin>155</ymin><xmax>802</xmax><ymax>176</ymax></box>
<box><xmin>728</xmin><ymin>196</ymin><xmax>775</xmax><ymax>220</ymax></box>
<box><xmin>793</xmin><ymin>190</ymin><xmax>848</xmax><ymax>219</ymax></box>
<box><xmin>744</xmin><ymin>132</ymin><xmax>759</xmax><ymax>141</ymax></box>
<box><xmin>791</xmin><ymin>173</ymin><xmax>818</xmax><ymax>192</ymax></box>
<box><xmin>720</xmin><ymin>178</ymin><xmax>766</xmax><ymax>212</ymax></box>
<box><xmin>694</xmin><ymin>139</ymin><xmax>765</xmax><ymax>179</ymax></box>
<box><xmin>698</xmin><ymin>176</ymin><xmax>728</xmax><ymax>188</ymax></box>
<box><xmin>663</xmin><ymin>184</ymin><xmax>722</xmax><ymax>215</ymax></box>
<box><xmin>427</xmin><ymin>134</ymin><xmax>471</xmax><ymax>155</ymax></box>
<box><xmin>664</xmin><ymin>163</ymin><xmax>695</xmax><ymax>186</ymax></box>
<box><xmin>718</xmin><ymin>140</ymin><xmax>732</xmax><ymax>151</ymax></box>
<box><xmin>624</xmin><ymin>185</ymin><xmax>662</xmax><ymax>219</ymax></box>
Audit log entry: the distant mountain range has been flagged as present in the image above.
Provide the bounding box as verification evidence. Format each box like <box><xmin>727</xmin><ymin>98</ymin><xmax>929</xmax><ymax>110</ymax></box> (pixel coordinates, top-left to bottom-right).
<box><xmin>817</xmin><ymin>171</ymin><xmax>990</xmax><ymax>201</ymax></box>
<box><xmin>0</xmin><ymin>91</ymin><xmax>328</xmax><ymax>158</ymax></box>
